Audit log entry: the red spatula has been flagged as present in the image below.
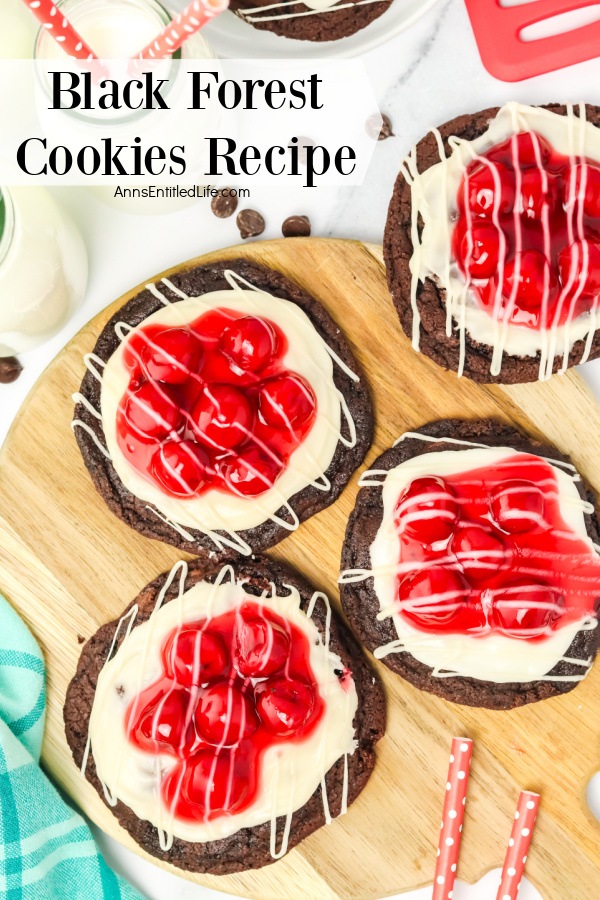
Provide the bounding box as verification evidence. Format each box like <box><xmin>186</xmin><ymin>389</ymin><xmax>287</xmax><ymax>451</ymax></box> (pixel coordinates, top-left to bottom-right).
<box><xmin>464</xmin><ymin>0</ymin><xmax>600</xmax><ymax>82</ymax></box>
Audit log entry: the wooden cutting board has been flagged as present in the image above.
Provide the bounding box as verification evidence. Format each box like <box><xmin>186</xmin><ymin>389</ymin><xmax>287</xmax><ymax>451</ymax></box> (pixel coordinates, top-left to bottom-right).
<box><xmin>1</xmin><ymin>237</ymin><xmax>600</xmax><ymax>900</ymax></box>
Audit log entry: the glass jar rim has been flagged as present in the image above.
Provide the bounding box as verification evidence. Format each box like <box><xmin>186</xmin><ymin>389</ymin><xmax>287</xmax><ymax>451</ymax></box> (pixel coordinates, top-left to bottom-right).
<box><xmin>34</xmin><ymin>0</ymin><xmax>176</xmax><ymax>59</ymax></box>
<box><xmin>0</xmin><ymin>188</ymin><xmax>15</xmax><ymax>269</ymax></box>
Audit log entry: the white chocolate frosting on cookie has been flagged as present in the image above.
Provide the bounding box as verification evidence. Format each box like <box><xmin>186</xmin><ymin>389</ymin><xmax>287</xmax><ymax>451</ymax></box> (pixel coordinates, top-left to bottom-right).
<box><xmin>404</xmin><ymin>102</ymin><xmax>600</xmax><ymax>379</ymax></box>
<box><xmin>340</xmin><ymin>436</ymin><xmax>598</xmax><ymax>685</ymax></box>
<box><xmin>87</xmin><ymin>270</ymin><xmax>359</xmax><ymax>556</ymax></box>
<box><xmin>88</xmin><ymin>565</ymin><xmax>358</xmax><ymax>848</ymax></box>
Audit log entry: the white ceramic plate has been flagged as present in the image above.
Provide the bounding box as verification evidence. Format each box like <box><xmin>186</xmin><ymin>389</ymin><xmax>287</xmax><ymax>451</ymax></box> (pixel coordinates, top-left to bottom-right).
<box><xmin>184</xmin><ymin>0</ymin><xmax>440</xmax><ymax>59</ymax></box>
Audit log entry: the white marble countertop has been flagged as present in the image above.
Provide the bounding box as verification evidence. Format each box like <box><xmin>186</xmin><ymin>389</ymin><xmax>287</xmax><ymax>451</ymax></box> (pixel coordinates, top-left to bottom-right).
<box><xmin>2</xmin><ymin>0</ymin><xmax>600</xmax><ymax>897</ymax></box>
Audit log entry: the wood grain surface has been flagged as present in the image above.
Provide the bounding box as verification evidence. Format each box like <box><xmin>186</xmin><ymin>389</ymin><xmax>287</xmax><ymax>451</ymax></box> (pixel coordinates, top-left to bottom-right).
<box><xmin>0</xmin><ymin>238</ymin><xmax>599</xmax><ymax>900</ymax></box>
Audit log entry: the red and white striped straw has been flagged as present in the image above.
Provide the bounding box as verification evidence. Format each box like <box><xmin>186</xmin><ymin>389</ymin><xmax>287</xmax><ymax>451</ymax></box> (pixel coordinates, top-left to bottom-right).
<box><xmin>433</xmin><ymin>737</ymin><xmax>473</xmax><ymax>900</ymax></box>
<box><xmin>23</xmin><ymin>0</ymin><xmax>98</xmax><ymax>59</ymax></box>
<box><xmin>496</xmin><ymin>791</ymin><xmax>540</xmax><ymax>900</ymax></box>
<box><xmin>135</xmin><ymin>0</ymin><xmax>229</xmax><ymax>60</ymax></box>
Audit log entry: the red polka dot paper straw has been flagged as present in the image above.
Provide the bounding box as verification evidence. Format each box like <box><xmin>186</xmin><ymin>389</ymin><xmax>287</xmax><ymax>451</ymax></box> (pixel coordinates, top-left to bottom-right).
<box><xmin>496</xmin><ymin>790</ymin><xmax>540</xmax><ymax>900</ymax></box>
<box><xmin>23</xmin><ymin>0</ymin><xmax>98</xmax><ymax>59</ymax></box>
<box><xmin>433</xmin><ymin>737</ymin><xmax>473</xmax><ymax>900</ymax></box>
<box><xmin>135</xmin><ymin>0</ymin><xmax>229</xmax><ymax>60</ymax></box>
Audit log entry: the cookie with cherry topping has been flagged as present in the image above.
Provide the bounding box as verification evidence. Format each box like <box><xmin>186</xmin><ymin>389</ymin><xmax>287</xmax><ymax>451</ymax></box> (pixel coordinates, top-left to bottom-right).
<box><xmin>64</xmin><ymin>556</ymin><xmax>385</xmax><ymax>874</ymax></box>
<box><xmin>384</xmin><ymin>103</ymin><xmax>600</xmax><ymax>384</ymax></box>
<box><xmin>73</xmin><ymin>258</ymin><xmax>372</xmax><ymax>563</ymax></box>
<box><xmin>340</xmin><ymin>419</ymin><xmax>600</xmax><ymax>710</ymax></box>
<box><xmin>229</xmin><ymin>0</ymin><xmax>390</xmax><ymax>43</ymax></box>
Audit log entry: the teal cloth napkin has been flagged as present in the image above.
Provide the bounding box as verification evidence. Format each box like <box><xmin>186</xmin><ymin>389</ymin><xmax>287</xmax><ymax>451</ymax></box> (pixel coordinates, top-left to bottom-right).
<box><xmin>0</xmin><ymin>593</ymin><xmax>143</xmax><ymax>900</ymax></box>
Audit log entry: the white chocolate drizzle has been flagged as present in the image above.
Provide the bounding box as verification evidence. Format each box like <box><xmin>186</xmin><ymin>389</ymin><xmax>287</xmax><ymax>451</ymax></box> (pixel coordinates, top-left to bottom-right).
<box><xmin>85</xmin><ymin>562</ymin><xmax>357</xmax><ymax>853</ymax></box>
<box><xmin>77</xmin><ymin>270</ymin><xmax>359</xmax><ymax>555</ymax></box>
<box><xmin>238</xmin><ymin>0</ymin><xmax>389</xmax><ymax>25</ymax></box>
<box><xmin>305</xmin><ymin>589</ymin><xmax>351</xmax><ymax>832</ymax></box>
<box><xmin>393</xmin><ymin>431</ymin><xmax>580</xmax><ymax>473</ymax></box>
<box><xmin>72</xmin><ymin>353</ymin><xmax>111</xmax><ymax>459</ymax></box>
<box><xmin>339</xmin><ymin>430</ymin><xmax>600</xmax><ymax>684</ymax></box>
<box><xmin>269</xmin><ymin>754</ymin><xmax>295</xmax><ymax>860</ymax></box>
<box><xmin>403</xmin><ymin>102</ymin><xmax>600</xmax><ymax>380</ymax></box>
<box><xmin>80</xmin><ymin>601</ymin><xmax>140</xmax><ymax>795</ymax></box>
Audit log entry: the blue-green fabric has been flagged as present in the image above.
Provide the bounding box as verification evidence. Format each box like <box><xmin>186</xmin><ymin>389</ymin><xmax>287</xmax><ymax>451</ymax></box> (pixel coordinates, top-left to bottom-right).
<box><xmin>0</xmin><ymin>593</ymin><xmax>142</xmax><ymax>900</ymax></box>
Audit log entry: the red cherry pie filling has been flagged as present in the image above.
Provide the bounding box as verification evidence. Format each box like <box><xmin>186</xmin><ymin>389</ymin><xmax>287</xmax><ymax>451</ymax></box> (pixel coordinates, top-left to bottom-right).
<box><xmin>451</xmin><ymin>131</ymin><xmax>600</xmax><ymax>329</ymax></box>
<box><xmin>126</xmin><ymin>602</ymin><xmax>324</xmax><ymax>821</ymax></box>
<box><xmin>392</xmin><ymin>454</ymin><xmax>600</xmax><ymax>640</ymax></box>
<box><xmin>116</xmin><ymin>309</ymin><xmax>317</xmax><ymax>499</ymax></box>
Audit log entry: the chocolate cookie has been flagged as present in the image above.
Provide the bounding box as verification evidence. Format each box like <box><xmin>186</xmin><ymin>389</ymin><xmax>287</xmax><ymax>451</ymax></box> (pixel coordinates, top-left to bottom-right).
<box><xmin>73</xmin><ymin>258</ymin><xmax>373</xmax><ymax>563</ymax></box>
<box><xmin>384</xmin><ymin>103</ymin><xmax>600</xmax><ymax>384</ymax></box>
<box><xmin>64</xmin><ymin>556</ymin><xmax>385</xmax><ymax>873</ymax></box>
<box><xmin>230</xmin><ymin>0</ymin><xmax>391</xmax><ymax>43</ymax></box>
<box><xmin>340</xmin><ymin>418</ymin><xmax>600</xmax><ymax>710</ymax></box>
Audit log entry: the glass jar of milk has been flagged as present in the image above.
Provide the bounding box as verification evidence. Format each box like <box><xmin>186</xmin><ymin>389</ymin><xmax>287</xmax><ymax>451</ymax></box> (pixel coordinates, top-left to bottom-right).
<box><xmin>35</xmin><ymin>0</ymin><xmax>217</xmax><ymax>214</ymax></box>
<box><xmin>0</xmin><ymin>187</ymin><xmax>88</xmax><ymax>356</ymax></box>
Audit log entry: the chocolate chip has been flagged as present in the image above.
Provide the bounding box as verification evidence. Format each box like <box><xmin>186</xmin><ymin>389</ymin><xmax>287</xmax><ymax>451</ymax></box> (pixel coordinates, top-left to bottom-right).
<box><xmin>211</xmin><ymin>189</ymin><xmax>238</xmax><ymax>219</ymax></box>
<box><xmin>366</xmin><ymin>113</ymin><xmax>394</xmax><ymax>141</ymax></box>
<box><xmin>0</xmin><ymin>356</ymin><xmax>22</xmax><ymax>384</ymax></box>
<box><xmin>236</xmin><ymin>209</ymin><xmax>265</xmax><ymax>240</ymax></box>
<box><xmin>282</xmin><ymin>215</ymin><xmax>311</xmax><ymax>238</ymax></box>
<box><xmin>77</xmin><ymin>634</ymin><xmax>85</xmax><ymax>644</ymax></box>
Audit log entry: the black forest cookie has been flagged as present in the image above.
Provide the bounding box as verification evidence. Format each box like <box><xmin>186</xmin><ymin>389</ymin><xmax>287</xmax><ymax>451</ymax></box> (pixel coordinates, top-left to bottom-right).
<box><xmin>340</xmin><ymin>418</ymin><xmax>600</xmax><ymax>709</ymax></box>
<box><xmin>230</xmin><ymin>0</ymin><xmax>391</xmax><ymax>42</ymax></box>
<box><xmin>384</xmin><ymin>102</ymin><xmax>600</xmax><ymax>383</ymax></box>
<box><xmin>73</xmin><ymin>259</ymin><xmax>372</xmax><ymax>561</ymax></box>
<box><xmin>64</xmin><ymin>557</ymin><xmax>385</xmax><ymax>872</ymax></box>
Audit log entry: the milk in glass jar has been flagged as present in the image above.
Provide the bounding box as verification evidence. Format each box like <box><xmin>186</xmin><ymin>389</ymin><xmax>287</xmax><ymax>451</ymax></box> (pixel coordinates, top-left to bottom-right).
<box><xmin>0</xmin><ymin>187</ymin><xmax>88</xmax><ymax>356</ymax></box>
